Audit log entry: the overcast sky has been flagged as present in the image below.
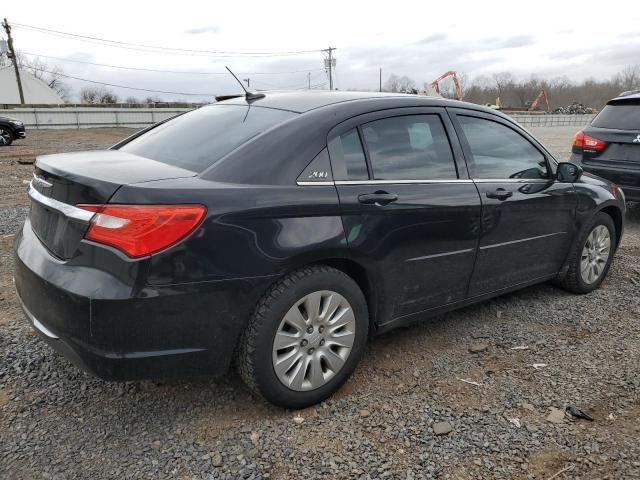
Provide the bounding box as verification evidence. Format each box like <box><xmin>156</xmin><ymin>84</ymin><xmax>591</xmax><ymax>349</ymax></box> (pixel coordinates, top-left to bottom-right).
<box><xmin>3</xmin><ymin>0</ymin><xmax>640</xmax><ymax>101</ymax></box>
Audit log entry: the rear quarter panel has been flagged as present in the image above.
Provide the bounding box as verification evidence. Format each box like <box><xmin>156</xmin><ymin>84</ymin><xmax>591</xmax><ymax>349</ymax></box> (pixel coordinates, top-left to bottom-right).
<box><xmin>110</xmin><ymin>178</ymin><xmax>347</xmax><ymax>286</ymax></box>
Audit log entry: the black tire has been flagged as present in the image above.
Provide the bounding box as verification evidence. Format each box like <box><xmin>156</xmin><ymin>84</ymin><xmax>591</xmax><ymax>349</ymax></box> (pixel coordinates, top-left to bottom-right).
<box><xmin>236</xmin><ymin>265</ymin><xmax>369</xmax><ymax>409</ymax></box>
<box><xmin>0</xmin><ymin>127</ymin><xmax>13</xmax><ymax>146</ymax></box>
<box><xmin>560</xmin><ymin>212</ymin><xmax>616</xmax><ymax>294</ymax></box>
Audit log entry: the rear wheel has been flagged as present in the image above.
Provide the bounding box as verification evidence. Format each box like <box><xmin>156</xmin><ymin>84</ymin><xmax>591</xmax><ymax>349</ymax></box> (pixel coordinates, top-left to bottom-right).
<box><xmin>560</xmin><ymin>212</ymin><xmax>615</xmax><ymax>293</ymax></box>
<box><xmin>0</xmin><ymin>127</ymin><xmax>13</xmax><ymax>146</ymax></box>
<box><xmin>236</xmin><ymin>265</ymin><xmax>368</xmax><ymax>409</ymax></box>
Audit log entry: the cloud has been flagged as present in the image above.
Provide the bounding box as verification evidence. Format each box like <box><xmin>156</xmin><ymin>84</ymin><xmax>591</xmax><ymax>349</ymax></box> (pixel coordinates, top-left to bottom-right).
<box><xmin>184</xmin><ymin>25</ymin><xmax>221</xmax><ymax>34</ymax></box>
<box><xmin>498</xmin><ymin>35</ymin><xmax>536</xmax><ymax>48</ymax></box>
<box><xmin>414</xmin><ymin>33</ymin><xmax>447</xmax><ymax>45</ymax></box>
<box><xmin>480</xmin><ymin>35</ymin><xmax>537</xmax><ymax>49</ymax></box>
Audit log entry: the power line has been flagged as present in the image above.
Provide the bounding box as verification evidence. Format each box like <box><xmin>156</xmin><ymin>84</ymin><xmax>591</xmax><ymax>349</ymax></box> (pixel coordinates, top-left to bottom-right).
<box><xmin>253</xmin><ymin>71</ymin><xmax>326</xmax><ymax>90</ymax></box>
<box><xmin>31</xmin><ymin>67</ymin><xmax>216</xmax><ymax>96</ymax></box>
<box><xmin>20</xmin><ymin>51</ymin><xmax>326</xmax><ymax>76</ymax></box>
<box><xmin>12</xmin><ymin>22</ymin><xmax>323</xmax><ymax>57</ymax></box>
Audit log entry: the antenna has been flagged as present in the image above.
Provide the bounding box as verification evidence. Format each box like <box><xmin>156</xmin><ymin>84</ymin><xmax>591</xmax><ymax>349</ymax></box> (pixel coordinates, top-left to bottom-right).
<box><xmin>225</xmin><ymin>66</ymin><xmax>265</xmax><ymax>102</ymax></box>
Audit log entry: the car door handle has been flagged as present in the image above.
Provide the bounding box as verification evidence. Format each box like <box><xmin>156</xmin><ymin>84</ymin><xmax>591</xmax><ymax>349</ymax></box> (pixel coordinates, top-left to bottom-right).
<box><xmin>358</xmin><ymin>192</ymin><xmax>398</xmax><ymax>206</ymax></box>
<box><xmin>486</xmin><ymin>188</ymin><xmax>513</xmax><ymax>200</ymax></box>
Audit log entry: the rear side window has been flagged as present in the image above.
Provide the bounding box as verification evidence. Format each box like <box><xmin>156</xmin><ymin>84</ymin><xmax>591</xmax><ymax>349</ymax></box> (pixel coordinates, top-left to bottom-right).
<box><xmin>591</xmin><ymin>103</ymin><xmax>640</xmax><ymax>130</ymax></box>
<box><xmin>119</xmin><ymin>105</ymin><xmax>297</xmax><ymax>172</ymax></box>
<box><xmin>329</xmin><ymin>129</ymin><xmax>369</xmax><ymax>180</ymax></box>
<box><xmin>361</xmin><ymin>115</ymin><xmax>457</xmax><ymax>180</ymax></box>
<box><xmin>458</xmin><ymin>115</ymin><xmax>548</xmax><ymax>179</ymax></box>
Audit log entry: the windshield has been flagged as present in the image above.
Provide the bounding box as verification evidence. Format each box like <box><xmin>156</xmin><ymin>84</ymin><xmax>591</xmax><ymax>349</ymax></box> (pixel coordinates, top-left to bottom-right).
<box><xmin>119</xmin><ymin>104</ymin><xmax>298</xmax><ymax>172</ymax></box>
<box><xmin>591</xmin><ymin>103</ymin><xmax>640</xmax><ymax>130</ymax></box>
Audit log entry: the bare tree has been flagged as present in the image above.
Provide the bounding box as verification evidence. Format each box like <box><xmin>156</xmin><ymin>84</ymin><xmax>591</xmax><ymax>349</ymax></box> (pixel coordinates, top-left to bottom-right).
<box><xmin>16</xmin><ymin>53</ymin><xmax>70</xmax><ymax>101</ymax></box>
<box><xmin>451</xmin><ymin>65</ymin><xmax>637</xmax><ymax>110</ymax></box>
<box><xmin>383</xmin><ymin>74</ymin><xmax>400</xmax><ymax>93</ymax></box>
<box><xmin>80</xmin><ymin>87</ymin><xmax>118</xmax><ymax>104</ymax></box>
<box><xmin>617</xmin><ymin>64</ymin><xmax>640</xmax><ymax>90</ymax></box>
<box><xmin>492</xmin><ymin>72</ymin><xmax>515</xmax><ymax>100</ymax></box>
<box><xmin>383</xmin><ymin>74</ymin><xmax>416</xmax><ymax>93</ymax></box>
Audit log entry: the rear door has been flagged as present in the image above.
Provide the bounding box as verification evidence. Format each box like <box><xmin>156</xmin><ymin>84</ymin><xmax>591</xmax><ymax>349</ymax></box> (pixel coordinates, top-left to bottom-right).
<box><xmin>449</xmin><ymin>109</ymin><xmax>576</xmax><ymax>297</ymax></box>
<box><xmin>328</xmin><ymin>107</ymin><xmax>481</xmax><ymax>324</ymax></box>
<box><xmin>581</xmin><ymin>100</ymin><xmax>640</xmax><ymax>191</ymax></box>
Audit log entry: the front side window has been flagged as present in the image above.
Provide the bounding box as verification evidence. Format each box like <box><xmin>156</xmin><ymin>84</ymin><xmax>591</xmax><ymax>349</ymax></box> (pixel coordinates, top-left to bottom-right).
<box><xmin>329</xmin><ymin>128</ymin><xmax>369</xmax><ymax>180</ymax></box>
<box><xmin>458</xmin><ymin>115</ymin><xmax>548</xmax><ymax>179</ymax></box>
<box><xmin>361</xmin><ymin>115</ymin><xmax>457</xmax><ymax>180</ymax></box>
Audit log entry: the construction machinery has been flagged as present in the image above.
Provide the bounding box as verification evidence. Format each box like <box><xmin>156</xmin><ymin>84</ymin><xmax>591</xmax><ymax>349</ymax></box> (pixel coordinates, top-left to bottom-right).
<box><xmin>429</xmin><ymin>71</ymin><xmax>462</xmax><ymax>100</ymax></box>
<box><xmin>528</xmin><ymin>90</ymin><xmax>550</xmax><ymax>112</ymax></box>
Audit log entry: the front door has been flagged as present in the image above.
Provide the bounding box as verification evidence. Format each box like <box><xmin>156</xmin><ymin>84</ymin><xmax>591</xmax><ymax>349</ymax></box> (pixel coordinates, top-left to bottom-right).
<box><xmin>449</xmin><ymin>109</ymin><xmax>577</xmax><ymax>297</ymax></box>
<box><xmin>328</xmin><ymin>108</ymin><xmax>481</xmax><ymax>324</ymax></box>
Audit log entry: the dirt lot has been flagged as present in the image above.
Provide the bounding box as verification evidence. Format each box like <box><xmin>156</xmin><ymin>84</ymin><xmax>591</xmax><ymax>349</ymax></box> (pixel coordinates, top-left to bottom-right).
<box><xmin>1</xmin><ymin>127</ymin><xmax>639</xmax><ymax>480</ymax></box>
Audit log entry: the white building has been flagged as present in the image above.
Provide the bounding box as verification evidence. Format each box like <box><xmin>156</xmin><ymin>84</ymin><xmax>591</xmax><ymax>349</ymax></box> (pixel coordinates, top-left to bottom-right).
<box><xmin>0</xmin><ymin>65</ymin><xmax>63</xmax><ymax>104</ymax></box>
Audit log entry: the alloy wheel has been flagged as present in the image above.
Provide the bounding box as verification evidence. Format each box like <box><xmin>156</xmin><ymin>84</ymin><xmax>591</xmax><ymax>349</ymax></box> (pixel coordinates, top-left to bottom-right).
<box><xmin>0</xmin><ymin>129</ymin><xmax>10</xmax><ymax>145</ymax></box>
<box><xmin>272</xmin><ymin>290</ymin><xmax>356</xmax><ymax>391</ymax></box>
<box><xmin>580</xmin><ymin>225</ymin><xmax>611</xmax><ymax>285</ymax></box>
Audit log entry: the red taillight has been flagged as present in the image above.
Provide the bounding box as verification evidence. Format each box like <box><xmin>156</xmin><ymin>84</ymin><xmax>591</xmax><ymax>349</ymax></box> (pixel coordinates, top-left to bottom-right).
<box><xmin>77</xmin><ymin>204</ymin><xmax>206</xmax><ymax>258</ymax></box>
<box><xmin>573</xmin><ymin>130</ymin><xmax>607</xmax><ymax>152</ymax></box>
<box><xmin>572</xmin><ymin>130</ymin><xmax>585</xmax><ymax>148</ymax></box>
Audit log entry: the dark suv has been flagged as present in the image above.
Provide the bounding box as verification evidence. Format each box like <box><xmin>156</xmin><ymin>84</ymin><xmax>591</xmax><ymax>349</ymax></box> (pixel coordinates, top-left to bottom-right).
<box><xmin>15</xmin><ymin>92</ymin><xmax>625</xmax><ymax>408</ymax></box>
<box><xmin>0</xmin><ymin>115</ymin><xmax>26</xmax><ymax>146</ymax></box>
<box><xmin>570</xmin><ymin>90</ymin><xmax>640</xmax><ymax>201</ymax></box>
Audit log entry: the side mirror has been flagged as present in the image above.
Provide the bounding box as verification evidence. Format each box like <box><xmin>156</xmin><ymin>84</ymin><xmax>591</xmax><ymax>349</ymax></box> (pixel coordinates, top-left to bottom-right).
<box><xmin>556</xmin><ymin>162</ymin><xmax>583</xmax><ymax>183</ymax></box>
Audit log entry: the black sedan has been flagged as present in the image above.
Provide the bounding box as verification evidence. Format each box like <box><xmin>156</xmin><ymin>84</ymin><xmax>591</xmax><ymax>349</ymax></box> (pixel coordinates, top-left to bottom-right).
<box><xmin>15</xmin><ymin>92</ymin><xmax>625</xmax><ymax>408</ymax></box>
<box><xmin>0</xmin><ymin>115</ymin><xmax>26</xmax><ymax>146</ymax></box>
<box><xmin>570</xmin><ymin>90</ymin><xmax>640</xmax><ymax>201</ymax></box>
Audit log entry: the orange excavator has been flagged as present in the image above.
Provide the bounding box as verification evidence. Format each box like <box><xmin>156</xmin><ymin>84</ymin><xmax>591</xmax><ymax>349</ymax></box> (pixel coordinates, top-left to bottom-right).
<box><xmin>528</xmin><ymin>90</ymin><xmax>550</xmax><ymax>112</ymax></box>
<box><xmin>429</xmin><ymin>71</ymin><xmax>462</xmax><ymax>100</ymax></box>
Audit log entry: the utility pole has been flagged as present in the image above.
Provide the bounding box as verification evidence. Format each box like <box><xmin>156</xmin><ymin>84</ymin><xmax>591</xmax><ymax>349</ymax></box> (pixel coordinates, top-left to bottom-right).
<box><xmin>243</xmin><ymin>77</ymin><xmax>250</xmax><ymax>89</ymax></box>
<box><xmin>379</xmin><ymin>67</ymin><xmax>382</xmax><ymax>92</ymax></box>
<box><xmin>323</xmin><ymin>47</ymin><xmax>335</xmax><ymax>91</ymax></box>
<box><xmin>2</xmin><ymin>18</ymin><xmax>24</xmax><ymax>104</ymax></box>
<box><xmin>308</xmin><ymin>72</ymin><xmax>311</xmax><ymax>89</ymax></box>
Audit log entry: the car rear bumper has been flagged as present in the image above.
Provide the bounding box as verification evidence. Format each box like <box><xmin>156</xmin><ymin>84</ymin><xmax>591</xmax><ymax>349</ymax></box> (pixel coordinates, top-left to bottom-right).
<box><xmin>570</xmin><ymin>153</ymin><xmax>640</xmax><ymax>201</ymax></box>
<box><xmin>14</xmin><ymin>218</ymin><xmax>275</xmax><ymax>381</ymax></box>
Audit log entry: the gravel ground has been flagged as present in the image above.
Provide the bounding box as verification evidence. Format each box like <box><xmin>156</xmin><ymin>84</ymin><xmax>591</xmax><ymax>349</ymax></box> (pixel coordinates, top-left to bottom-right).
<box><xmin>1</xmin><ymin>128</ymin><xmax>640</xmax><ymax>480</ymax></box>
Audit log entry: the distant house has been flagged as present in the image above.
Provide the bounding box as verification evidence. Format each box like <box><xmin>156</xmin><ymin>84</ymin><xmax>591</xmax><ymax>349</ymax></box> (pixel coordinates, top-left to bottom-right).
<box><xmin>0</xmin><ymin>65</ymin><xmax>63</xmax><ymax>104</ymax></box>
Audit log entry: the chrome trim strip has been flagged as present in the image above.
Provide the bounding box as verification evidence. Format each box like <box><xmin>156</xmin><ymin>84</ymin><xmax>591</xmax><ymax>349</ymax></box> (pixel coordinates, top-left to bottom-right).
<box><xmin>16</xmin><ymin>291</ymin><xmax>60</xmax><ymax>339</ymax></box>
<box><xmin>296</xmin><ymin>181</ymin><xmax>335</xmax><ymax>186</ymax></box>
<box><xmin>334</xmin><ymin>179</ymin><xmax>474</xmax><ymax>185</ymax></box>
<box><xmin>473</xmin><ymin>178</ymin><xmax>550</xmax><ymax>183</ymax></box>
<box><xmin>28</xmin><ymin>184</ymin><xmax>95</xmax><ymax>223</ymax></box>
<box><xmin>406</xmin><ymin>247</ymin><xmax>475</xmax><ymax>262</ymax></box>
<box><xmin>32</xmin><ymin>173</ymin><xmax>53</xmax><ymax>188</ymax></box>
<box><xmin>480</xmin><ymin>232</ymin><xmax>567</xmax><ymax>250</ymax></box>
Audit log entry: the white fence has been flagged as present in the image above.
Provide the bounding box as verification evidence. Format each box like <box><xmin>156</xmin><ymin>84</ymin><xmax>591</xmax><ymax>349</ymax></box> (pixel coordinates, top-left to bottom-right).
<box><xmin>509</xmin><ymin>114</ymin><xmax>595</xmax><ymax>127</ymax></box>
<box><xmin>0</xmin><ymin>107</ymin><xmax>596</xmax><ymax>130</ymax></box>
<box><xmin>0</xmin><ymin>107</ymin><xmax>191</xmax><ymax>129</ymax></box>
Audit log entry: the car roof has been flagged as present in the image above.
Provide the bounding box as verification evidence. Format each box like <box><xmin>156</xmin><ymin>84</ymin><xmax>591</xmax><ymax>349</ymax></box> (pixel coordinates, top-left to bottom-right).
<box><xmin>215</xmin><ymin>90</ymin><xmax>496</xmax><ymax>114</ymax></box>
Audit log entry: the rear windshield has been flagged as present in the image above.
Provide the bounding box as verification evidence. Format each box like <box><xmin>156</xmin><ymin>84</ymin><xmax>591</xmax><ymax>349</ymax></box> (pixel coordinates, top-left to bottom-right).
<box><xmin>119</xmin><ymin>104</ymin><xmax>297</xmax><ymax>172</ymax></box>
<box><xmin>591</xmin><ymin>103</ymin><xmax>640</xmax><ymax>130</ymax></box>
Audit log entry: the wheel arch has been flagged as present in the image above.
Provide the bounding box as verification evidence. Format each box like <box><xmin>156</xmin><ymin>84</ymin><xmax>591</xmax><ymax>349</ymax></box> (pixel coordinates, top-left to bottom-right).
<box><xmin>599</xmin><ymin>205</ymin><xmax>623</xmax><ymax>248</ymax></box>
<box><xmin>310</xmin><ymin>257</ymin><xmax>379</xmax><ymax>332</ymax></box>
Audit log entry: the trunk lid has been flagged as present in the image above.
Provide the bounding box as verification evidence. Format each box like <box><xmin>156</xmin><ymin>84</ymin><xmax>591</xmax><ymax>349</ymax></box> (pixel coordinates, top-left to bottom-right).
<box><xmin>583</xmin><ymin>126</ymin><xmax>640</xmax><ymax>166</ymax></box>
<box><xmin>29</xmin><ymin>150</ymin><xmax>196</xmax><ymax>259</ymax></box>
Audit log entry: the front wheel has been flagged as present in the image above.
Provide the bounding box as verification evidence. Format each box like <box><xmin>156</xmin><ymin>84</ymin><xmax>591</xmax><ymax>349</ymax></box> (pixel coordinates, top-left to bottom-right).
<box><xmin>236</xmin><ymin>266</ymin><xmax>369</xmax><ymax>409</ymax></box>
<box><xmin>0</xmin><ymin>127</ymin><xmax>13</xmax><ymax>146</ymax></box>
<box><xmin>559</xmin><ymin>212</ymin><xmax>616</xmax><ymax>294</ymax></box>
